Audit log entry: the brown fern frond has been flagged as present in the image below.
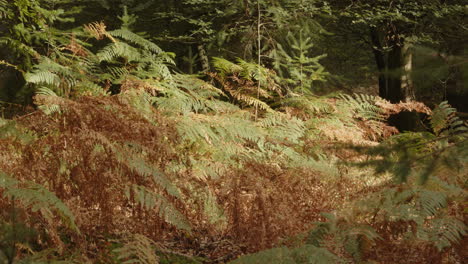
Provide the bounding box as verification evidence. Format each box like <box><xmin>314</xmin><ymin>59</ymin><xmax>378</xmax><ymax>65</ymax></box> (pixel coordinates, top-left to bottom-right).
<box><xmin>84</xmin><ymin>21</ymin><xmax>116</xmax><ymax>42</ymax></box>
<box><xmin>375</xmin><ymin>99</ymin><xmax>432</xmax><ymax>116</ymax></box>
<box><xmin>63</xmin><ymin>34</ymin><xmax>88</xmax><ymax>57</ymax></box>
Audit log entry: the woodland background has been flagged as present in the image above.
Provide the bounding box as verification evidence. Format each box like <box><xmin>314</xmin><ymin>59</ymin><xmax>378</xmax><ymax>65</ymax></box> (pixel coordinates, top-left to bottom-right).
<box><xmin>0</xmin><ymin>0</ymin><xmax>467</xmax><ymax>263</ymax></box>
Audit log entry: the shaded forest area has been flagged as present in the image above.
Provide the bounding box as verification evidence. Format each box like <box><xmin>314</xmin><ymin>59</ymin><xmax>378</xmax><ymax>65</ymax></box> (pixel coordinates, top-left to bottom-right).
<box><xmin>0</xmin><ymin>1</ymin><xmax>467</xmax><ymax>263</ymax></box>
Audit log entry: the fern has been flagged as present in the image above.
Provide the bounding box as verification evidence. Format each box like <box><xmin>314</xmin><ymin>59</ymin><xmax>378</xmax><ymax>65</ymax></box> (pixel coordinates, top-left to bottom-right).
<box><xmin>110</xmin><ymin>28</ymin><xmax>163</xmax><ymax>54</ymax></box>
<box><xmin>431</xmin><ymin>101</ymin><xmax>467</xmax><ymax>136</ymax></box>
<box><xmin>212</xmin><ymin>57</ymin><xmax>243</xmax><ymax>76</ymax></box>
<box><xmin>211</xmin><ymin>58</ymin><xmax>282</xmax><ymax>111</ymax></box>
<box><xmin>0</xmin><ymin>119</ymin><xmax>36</xmax><ymax>144</ymax></box>
<box><xmin>125</xmin><ymin>185</ymin><xmax>190</xmax><ymax>231</ymax></box>
<box><xmin>97</xmin><ymin>42</ymin><xmax>142</xmax><ymax>62</ymax></box>
<box><xmin>427</xmin><ymin>217</ymin><xmax>467</xmax><ymax>251</ymax></box>
<box><xmin>338</xmin><ymin>93</ymin><xmax>385</xmax><ymax>121</ymax></box>
<box><xmin>84</xmin><ymin>21</ymin><xmax>112</xmax><ymax>41</ymax></box>
<box><xmin>155</xmin><ymin>74</ymin><xmax>235</xmax><ymax>115</ymax></box>
<box><xmin>307</xmin><ymin>213</ymin><xmax>380</xmax><ymax>262</ymax></box>
<box><xmin>35</xmin><ymin>87</ymin><xmax>62</xmax><ymax>115</ymax></box>
<box><xmin>0</xmin><ymin>0</ymin><xmax>7</xmax><ymax>19</ymax></box>
<box><xmin>277</xmin><ymin>95</ymin><xmax>335</xmax><ymax>116</ymax></box>
<box><xmin>113</xmin><ymin>233</ymin><xmax>160</xmax><ymax>264</ymax></box>
<box><xmin>25</xmin><ymin>70</ymin><xmax>61</xmax><ymax>87</ymax></box>
<box><xmin>229</xmin><ymin>245</ymin><xmax>342</xmax><ymax>264</ymax></box>
<box><xmin>351</xmin><ymin>183</ymin><xmax>466</xmax><ymax>251</ymax></box>
<box><xmin>260</xmin><ymin>112</ymin><xmax>305</xmax><ymax>143</ymax></box>
<box><xmin>0</xmin><ymin>171</ymin><xmax>79</xmax><ymax>233</ymax></box>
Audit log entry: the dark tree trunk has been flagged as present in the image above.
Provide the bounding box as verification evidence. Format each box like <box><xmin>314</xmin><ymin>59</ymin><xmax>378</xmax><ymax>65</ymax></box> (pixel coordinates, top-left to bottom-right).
<box><xmin>370</xmin><ymin>27</ymin><xmax>420</xmax><ymax>131</ymax></box>
<box><xmin>386</xmin><ymin>44</ymin><xmax>403</xmax><ymax>103</ymax></box>
<box><xmin>370</xmin><ymin>28</ymin><xmax>387</xmax><ymax>97</ymax></box>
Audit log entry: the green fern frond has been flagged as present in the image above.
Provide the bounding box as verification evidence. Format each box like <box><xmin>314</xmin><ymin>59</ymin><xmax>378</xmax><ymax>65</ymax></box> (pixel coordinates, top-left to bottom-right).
<box><xmin>75</xmin><ymin>81</ymin><xmax>109</xmax><ymax>96</ymax></box>
<box><xmin>427</xmin><ymin>217</ymin><xmax>467</xmax><ymax>251</ymax></box>
<box><xmin>0</xmin><ymin>0</ymin><xmax>8</xmax><ymax>19</ymax></box>
<box><xmin>417</xmin><ymin>189</ymin><xmax>447</xmax><ymax>217</ymax></box>
<box><xmin>0</xmin><ymin>172</ymin><xmax>79</xmax><ymax>233</ymax></box>
<box><xmin>230</xmin><ymin>90</ymin><xmax>272</xmax><ymax>110</ymax></box>
<box><xmin>0</xmin><ymin>119</ymin><xmax>36</xmax><ymax>144</ymax></box>
<box><xmin>113</xmin><ymin>233</ymin><xmax>160</xmax><ymax>264</ymax></box>
<box><xmin>105</xmin><ymin>65</ymin><xmax>130</xmax><ymax>79</ymax></box>
<box><xmin>125</xmin><ymin>184</ymin><xmax>191</xmax><ymax>231</ymax></box>
<box><xmin>260</xmin><ymin>112</ymin><xmax>305</xmax><ymax>143</ymax></box>
<box><xmin>177</xmin><ymin>113</ymin><xmax>262</xmax><ymax>146</ymax></box>
<box><xmin>229</xmin><ymin>244</ymin><xmax>342</xmax><ymax>264</ymax></box>
<box><xmin>35</xmin><ymin>87</ymin><xmax>62</xmax><ymax>114</ymax></box>
<box><xmin>155</xmin><ymin>74</ymin><xmax>234</xmax><ymax>114</ymax></box>
<box><xmin>278</xmin><ymin>95</ymin><xmax>334</xmax><ymax>116</ymax></box>
<box><xmin>110</xmin><ymin>29</ymin><xmax>163</xmax><ymax>54</ymax></box>
<box><xmin>431</xmin><ymin>101</ymin><xmax>456</xmax><ymax>134</ymax></box>
<box><xmin>25</xmin><ymin>71</ymin><xmax>61</xmax><ymax>87</ymax></box>
<box><xmin>0</xmin><ymin>38</ymin><xmax>41</xmax><ymax>61</ymax></box>
<box><xmin>116</xmin><ymin>148</ymin><xmax>181</xmax><ymax>198</ymax></box>
<box><xmin>97</xmin><ymin>42</ymin><xmax>141</xmax><ymax>62</ymax></box>
<box><xmin>307</xmin><ymin>213</ymin><xmax>336</xmax><ymax>247</ymax></box>
<box><xmin>338</xmin><ymin>93</ymin><xmax>384</xmax><ymax>121</ymax></box>
<box><xmin>212</xmin><ymin>57</ymin><xmax>243</xmax><ymax>76</ymax></box>
<box><xmin>431</xmin><ymin>101</ymin><xmax>467</xmax><ymax>136</ymax></box>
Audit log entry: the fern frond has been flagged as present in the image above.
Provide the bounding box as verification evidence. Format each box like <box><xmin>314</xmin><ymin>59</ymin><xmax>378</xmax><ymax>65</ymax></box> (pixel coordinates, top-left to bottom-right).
<box><xmin>113</xmin><ymin>233</ymin><xmax>160</xmax><ymax>264</ymax></box>
<box><xmin>35</xmin><ymin>87</ymin><xmax>61</xmax><ymax>115</ymax></box>
<box><xmin>110</xmin><ymin>29</ymin><xmax>163</xmax><ymax>54</ymax></box>
<box><xmin>427</xmin><ymin>217</ymin><xmax>467</xmax><ymax>251</ymax></box>
<box><xmin>84</xmin><ymin>21</ymin><xmax>112</xmax><ymax>41</ymax></box>
<box><xmin>25</xmin><ymin>71</ymin><xmax>61</xmax><ymax>87</ymax></box>
<box><xmin>116</xmin><ymin>148</ymin><xmax>181</xmax><ymax>198</ymax></box>
<box><xmin>307</xmin><ymin>213</ymin><xmax>336</xmax><ymax>247</ymax></box>
<box><xmin>212</xmin><ymin>57</ymin><xmax>243</xmax><ymax>76</ymax></box>
<box><xmin>0</xmin><ymin>0</ymin><xmax>8</xmax><ymax>19</ymax></box>
<box><xmin>229</xmin><ymin>245</ymin><xmax>342</xmax><ymax>264</ymax></box>
<box><xmin>155</xmin><ymin>74</ymin><xmax>231</xmax><ymax>114</ymax></box>
<box><xmin>278</xmin><ymin>95</ymin><xmax>334</xmax><ymax>116</ymax></box>
<box><xmin>229</xmin><ymin>90</ymin><xmax>272</xmax><ymax>110</ymax></box>
<box><xmin>417</xmin><ymin>189</ymin><xmax>447</xmax><ymax>217</ymax></box>
<box><xmin>338</xmin><ymin>93</ymin><xmax>384</xmax><ymax>121</ymax></box>
<box><xmin>0</xmin><ymin>119</ymin><xmax>36</xmax><ymax>144</ymax></box>
<box><xmin>125</xmin><ymin>185</ymin><xmax>190</xmax><ymax>231</ymax></box>
<box><xmin>0</xmin><ymin>172</ymin><xmax>79</xmax><ymax>233</ymax></box>
<box><xmin>97</xmin><ymin>42</ymin><xmax>141</xmax><ymax>62</ymax></box>
<box><xmin>260</xmin><ymin>112</ymin><xmax>305</xmax><ymax>143</ymax></box>
<box><xmin>431</xmin><ymin>101</ymin><xmax>467</xmax><ymax>136</ymax></box>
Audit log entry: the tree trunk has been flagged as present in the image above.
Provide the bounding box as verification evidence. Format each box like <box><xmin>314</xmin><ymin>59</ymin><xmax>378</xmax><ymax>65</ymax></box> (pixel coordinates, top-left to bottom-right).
<box><xmin>401</xmin><ymin>43</ymin><xmax>414</xmax><ymax>102</ymax></box>
<box><xmin>395</xmin><ymin>44</ymin><xmax>420</xmax><ymax>131</ymax></box>
<box><xmin>197</xmin><ymin>44</ymin><xmax>210</xmax><ymax>73</ymax></box>
<box><xmin>370</xmin><ymin>27</ymin><xmax>419</xmax><ymax>131</ymax></box>
<box><xmin>386</xmin><ymin>44</ymin><xmax>403</xmax><ymax>103</ymax></box>
<box><xmin>370</xmin><ymin>28</ymin><xmax>387</xmax><ymax>97</ymax></box>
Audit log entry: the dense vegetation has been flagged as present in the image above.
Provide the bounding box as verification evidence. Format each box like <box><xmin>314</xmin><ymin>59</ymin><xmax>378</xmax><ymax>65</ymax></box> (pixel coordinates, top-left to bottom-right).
<box><xmin>0</xmin><ymin>1</ymin><xmax>466</xmax><ymax>263</ymax></box>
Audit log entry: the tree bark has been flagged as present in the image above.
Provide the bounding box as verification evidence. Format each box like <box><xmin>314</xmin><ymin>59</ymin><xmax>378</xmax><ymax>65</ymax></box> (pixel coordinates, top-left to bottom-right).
<box><xmin>197</xmin><ymin>44</ymin><xmax>210</xmax><ymax>73</ymax></box>
<box><xmin>386</xmin><ymin>44</ymin><xmax>403</xmax><ymax>103</ymax></box>
<box><xmin>370</xmin><ymin>27</ymin><xmax>419</xmax><ymax>131</ymax></box>
<box><xmin>370</xmin><ymin>28</ymin><xmax>387</xmax><ymax>97</ymax></box>
<box><xmin>401</xmin><ymin>43</ymin><xmax>414</xmax><ymax>102</ymax></box>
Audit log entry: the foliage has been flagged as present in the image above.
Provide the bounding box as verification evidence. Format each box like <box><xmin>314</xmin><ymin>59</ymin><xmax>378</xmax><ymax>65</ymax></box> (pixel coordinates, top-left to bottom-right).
<box><xmin>210</xmin><ymin>57</ymin><xmax>282</xmax><ymax>111</ymax></box>
<box><xmin>0</xmin><ymin>1</ymin><xmax>466</xmax><ymax>263</ymax></box>
<box><xmin>0</xmin><ymin>0</ymin><xmax>76</xmax><ymax>71</ymax></box>
<box><xmin>113</xmin><ymin>233</ymin><xmax>161</xmax><ymax>264</ymax></box>
<box><xmin>229</xmin><ymin>244</ymin><xmax>341</xmax><ymax>264</ymax></box>
<box><xmin>273</xmin><ymin>28</ymin><xmax>327</xmax><ymax>94</ymax></box>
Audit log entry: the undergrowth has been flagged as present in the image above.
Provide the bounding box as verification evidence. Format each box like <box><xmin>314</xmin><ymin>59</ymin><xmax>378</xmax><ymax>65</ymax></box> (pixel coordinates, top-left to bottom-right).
<box><xmin>0</xmin><ymin>16</ymin><xmax>466</xmax><ymax>264</ymax></box>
